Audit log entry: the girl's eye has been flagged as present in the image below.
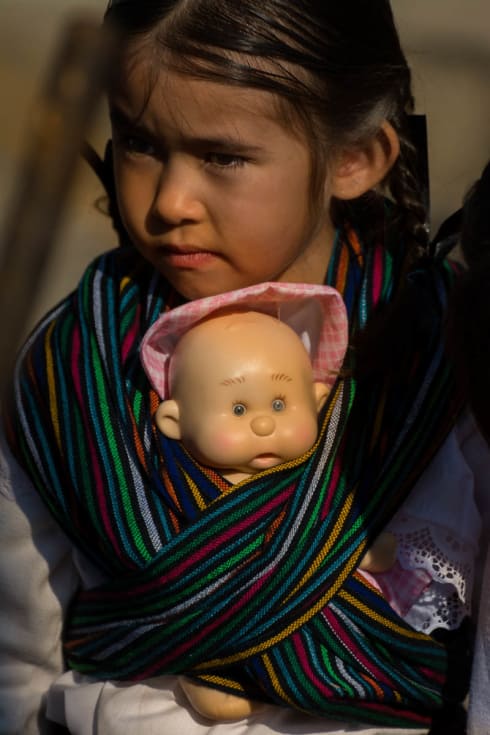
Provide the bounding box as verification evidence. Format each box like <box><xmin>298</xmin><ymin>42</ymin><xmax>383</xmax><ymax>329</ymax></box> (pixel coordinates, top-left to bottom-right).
<box><xmin>118</xmin><ymin>134</ymin><xmax>156</xmax><ymax>157</ymax></box>
<box><xmin>272</xmin><ymin>398</ymin><xmax>286</xmax><ymax>412</ymax></box>
<box><xmin>232</xmin><ymin>403</ymin><xmax>247</xmax><ymax>416</ymax></box>
<box><xmin>205</xmin><ymin>152</ymin><xmax>245</xmax><ymax>169</ymax></box>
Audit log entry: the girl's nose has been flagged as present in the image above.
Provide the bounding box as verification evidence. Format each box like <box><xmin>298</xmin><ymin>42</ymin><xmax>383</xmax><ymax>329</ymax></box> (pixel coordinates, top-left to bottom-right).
<box><xmin>250</xmin><ymin>415</ymin><xmax>275</xmax><ymax>436</ymax></box>
<box><xmin>151</xmin><ymin>161</ymin><xmax>204</xmax><ymax>225</ymax></box>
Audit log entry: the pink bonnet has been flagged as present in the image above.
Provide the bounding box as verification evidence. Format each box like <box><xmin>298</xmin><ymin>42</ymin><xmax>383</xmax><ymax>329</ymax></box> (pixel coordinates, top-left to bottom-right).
<box><xmin>140</xmin><ymin>282</ymin><xmax>348</xmax><ymax>399</ymax></box>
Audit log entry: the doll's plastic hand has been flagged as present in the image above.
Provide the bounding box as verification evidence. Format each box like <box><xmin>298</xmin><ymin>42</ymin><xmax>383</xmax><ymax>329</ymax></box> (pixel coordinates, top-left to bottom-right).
<box><xmin>179</xmin><ymin>676</ymin><xmax>265</xmax><ymax>721</ymax></box>
<box><xmin>359</xmin><ymin>531</ymin><xmax>397</xmax><ymax>573</ymax></box>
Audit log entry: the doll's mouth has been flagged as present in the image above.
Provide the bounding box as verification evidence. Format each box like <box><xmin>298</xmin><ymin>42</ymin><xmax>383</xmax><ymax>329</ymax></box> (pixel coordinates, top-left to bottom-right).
<box><xmin>250</xmin><ymin>454</ymin><xmax>282</xmax><ymax>469</ymax></box>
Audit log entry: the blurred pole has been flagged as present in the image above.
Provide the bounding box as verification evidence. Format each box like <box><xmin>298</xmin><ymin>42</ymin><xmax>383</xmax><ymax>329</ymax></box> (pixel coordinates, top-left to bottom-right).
<box><xmin>0</xmin><ymin>15</ymin><xmax>118</xmax><ymax>396</ymax></box>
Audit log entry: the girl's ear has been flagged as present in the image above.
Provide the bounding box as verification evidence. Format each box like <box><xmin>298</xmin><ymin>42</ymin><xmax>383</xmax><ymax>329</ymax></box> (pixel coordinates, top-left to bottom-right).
<box><xmin>330</xmin><ymin>121</ymin><xmax>400</xmax><ymax>200</ymax></box>
<box><xmin>155</xmin><ymin>400</ymin><xmax>182</xmax><ymax>440</ymax></box>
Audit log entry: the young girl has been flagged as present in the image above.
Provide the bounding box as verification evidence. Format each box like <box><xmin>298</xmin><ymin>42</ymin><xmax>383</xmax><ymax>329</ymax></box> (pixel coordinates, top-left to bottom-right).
<box><xmin>0</xmin><ymin>2</ymin><xmax>488</xmax><ymax>734</ymax></box>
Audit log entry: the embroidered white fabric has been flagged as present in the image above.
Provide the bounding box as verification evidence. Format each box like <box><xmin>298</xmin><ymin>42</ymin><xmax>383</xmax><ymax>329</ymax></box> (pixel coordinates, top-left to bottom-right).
<box><xmin>392</xmin><ymin>512</ymin><xmax>476</xmax><ymax>633</ymax></box>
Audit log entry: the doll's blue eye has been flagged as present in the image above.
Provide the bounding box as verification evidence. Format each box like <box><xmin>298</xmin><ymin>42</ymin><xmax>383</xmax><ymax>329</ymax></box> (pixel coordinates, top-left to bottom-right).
<box><xmin>233</xmin><ymin>403</ymin><xmax>247</xmax><ymax>416</ymax></box>
<box><xmin>272</xmin><ymin>399</ymin><xmax>286</xmax><ymax>412</ymax></box>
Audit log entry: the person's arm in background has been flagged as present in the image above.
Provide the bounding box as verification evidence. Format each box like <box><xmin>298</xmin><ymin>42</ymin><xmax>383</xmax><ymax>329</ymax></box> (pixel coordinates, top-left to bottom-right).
<box><xmin>0</xmin><ymin>433</ymin><xmax>78</xmax><ymax>735</ymax></box>
<box><xmin>447</xmin><ymin>161</ymin><xmax>490</xmax><ymax>444</ymax></box>
<box><xmin>468</xmin><ymin>546</ymin><xmax>490</xmax><ymax>735</ymax></box>
<box><xmin>446</xmin><ymin>161</ymin><xmax>490</xmax><ymax>735</ymax></box>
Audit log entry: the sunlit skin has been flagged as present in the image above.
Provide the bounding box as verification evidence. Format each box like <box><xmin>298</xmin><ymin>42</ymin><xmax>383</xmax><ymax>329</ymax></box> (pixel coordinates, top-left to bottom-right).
<box><xmin>109</xmin><ymin>56</ymin><xmax>336</xmax><ymax>300</ymax></box>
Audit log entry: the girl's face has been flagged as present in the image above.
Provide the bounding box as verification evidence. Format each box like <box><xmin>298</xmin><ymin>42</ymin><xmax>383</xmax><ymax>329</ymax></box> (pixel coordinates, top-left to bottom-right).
<box><xmin>109</xmin><ymin>59</ymin><xmax>336</xmax><ymax>300</ymax></box>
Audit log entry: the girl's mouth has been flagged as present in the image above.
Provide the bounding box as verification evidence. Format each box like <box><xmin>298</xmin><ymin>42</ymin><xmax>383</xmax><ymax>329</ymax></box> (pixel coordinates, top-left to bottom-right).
<box><xmin>159</xmin><ymin>246</ymin><xmax>218</xmax><ymax>269</ymax></box>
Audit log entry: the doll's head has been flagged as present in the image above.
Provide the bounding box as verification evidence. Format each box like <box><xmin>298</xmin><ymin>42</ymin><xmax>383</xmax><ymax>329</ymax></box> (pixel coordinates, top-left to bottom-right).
<box><xmin>141</xmin><ymin>282</ymin><xmax>348</xmax><ymax>480</ymax></box>
<box><xmin>156</xmin><ymin>309</ymin><xmax>329</xmax><ymax>477</ymax></box>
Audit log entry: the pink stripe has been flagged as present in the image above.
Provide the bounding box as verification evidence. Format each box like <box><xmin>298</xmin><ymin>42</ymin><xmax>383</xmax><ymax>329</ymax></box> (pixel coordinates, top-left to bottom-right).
<box><xmin>121</xmin><ymin>304</ymin><xmax>141</xmax><ymax>362</ymax></box>
<box><xmin>420</xmin><ymin>666</ymin><xmax>446</xmax><ymax>685</ymax></box>
<box><xmin>321</xmin><ymin>452</ymin><xmax>343</xmax><ymax>521</ymax></box>
<box><xmin>71</xmin><ymin>327</ymin><xmax>126</xmax><ymax>562</ymax></box>
<box><xmin>322</xmin><ymin>607</ymin><xmax>390</xmax><ymax>685</ymax></box>
<box><xmin>83</xmin><ymin>482</ymin><xmax>296</xmax><ymax>601</ymax></box>
<box><xmin>292</xmin><ymin>632</ymin><xmax>335</xmax><ymax>697</ymax></box>
<box><xmin>164</xmin><ymin>487</ymin><xmax>294</xmax><ymax>584</ymax></box>
<box><xmin>372</xmin><ymin>245</ymin><xmax>383</xmax><ymax>303</ymax></box>
<box><xmin>137</xmin><ymin>566</ymin><xmax>275</xmax><ymax>679</ymax></box>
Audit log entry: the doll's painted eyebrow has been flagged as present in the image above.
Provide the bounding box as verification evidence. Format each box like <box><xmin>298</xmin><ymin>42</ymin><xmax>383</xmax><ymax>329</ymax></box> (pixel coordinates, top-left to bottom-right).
<box><xmin>221</xmin><ymin>376</ymin><xmax>246</xmax><ymax>386</ymax></box>
<box><xmin>220</xmin><ymin>374</ymin><xmax>292</xmax><ymax>386</ymax></box>
<box><xmin>271</xmin><ymin>373</ymin><xmax>292</xmax><ymax>382</ymax></box>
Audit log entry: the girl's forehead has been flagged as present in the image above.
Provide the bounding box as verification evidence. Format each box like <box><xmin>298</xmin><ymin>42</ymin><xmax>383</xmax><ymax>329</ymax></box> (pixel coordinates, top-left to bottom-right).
<box><xmin>109</xmin><ymin>62</ymin><xmax>293</xmax><ymax>139</ymax></box>
<box><xmin>110</xmin><ymin>39</ymin><xmax>299</xmax><ymax>128</ymax></box>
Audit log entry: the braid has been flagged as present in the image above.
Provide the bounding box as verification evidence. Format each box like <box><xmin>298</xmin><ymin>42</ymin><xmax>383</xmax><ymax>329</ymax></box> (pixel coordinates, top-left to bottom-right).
<box><xmin>389</xmin><ymin>133</ymin><xmax>429</xmax><ymax>256</ymax></box>
<box><xmin>386</xmin><ymin>68</ymin><xmax>430</xmax><ymax>259</ymax></box>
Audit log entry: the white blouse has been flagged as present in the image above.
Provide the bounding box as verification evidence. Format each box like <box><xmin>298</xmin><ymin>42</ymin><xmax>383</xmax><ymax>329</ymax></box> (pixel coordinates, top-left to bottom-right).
<box><xmin>0</xmin><ymin>411</ymin><xmax>489</xmax><ymax>735</ymax></box>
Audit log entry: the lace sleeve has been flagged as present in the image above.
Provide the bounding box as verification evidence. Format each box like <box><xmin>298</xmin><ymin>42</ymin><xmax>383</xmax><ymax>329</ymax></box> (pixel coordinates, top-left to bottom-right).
<box><xmin>376</xmin><ymin>413</ymin><xmax>486</xmax><ymax>634</ymax></box>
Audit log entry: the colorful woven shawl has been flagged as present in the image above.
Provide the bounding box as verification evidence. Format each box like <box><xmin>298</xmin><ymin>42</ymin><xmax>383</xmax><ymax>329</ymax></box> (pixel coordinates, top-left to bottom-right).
<box><xmin>5</xmin><ymin>223</ymin><xmax>464</xmax><ymax>728</ymax></box>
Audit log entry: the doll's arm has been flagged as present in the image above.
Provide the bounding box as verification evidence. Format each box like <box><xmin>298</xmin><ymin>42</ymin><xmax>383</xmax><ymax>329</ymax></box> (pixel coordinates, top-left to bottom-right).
<box><xmin>359</xmin><ymin>531</ymin><xmax>397</xmax><ymax>574</ymax></box>
<box><xmin>179</xmin><ymin>676</ymin><xmax>265</xmax><ymax>721</ymax></box>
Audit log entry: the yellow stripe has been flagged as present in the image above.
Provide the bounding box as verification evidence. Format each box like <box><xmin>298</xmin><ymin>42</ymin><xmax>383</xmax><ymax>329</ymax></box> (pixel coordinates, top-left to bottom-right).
<box><xmin>45</xmin><ymin>322</ymin><xmax>61</xmax><ymax>449</ymax></box>
<box><xmin>195</xmin><ymin>386</ymin><xmax>366</xmax><ymax>669</ymax></box>
<box><xmin>196</xmin><ymin>569</ymin><xmax>354</xmax><ymax>670</ymax></box>
<box><xmin>183</xmin><ymin>470</ymin><xmax>207</xmax><ymax>511</ymax></box>
<box><xmin>263</xmin><ymin>653</ymin><xmax>296</xmax><ymax>706</ymax></box>
<box><xmin>286</xmin><ymin>488</ymin><xmax>365</xmax><ymax>601</ymax></box>
<box><xmin>196</xmin><ymin>674</ymin><xmax>246</xmax><ymax>693</ymax></box>
<box><xmin>339</xmin><ymin>589</ymin><xmax>433</xmax><ymax>639</ymax></box>
<box><xmin>120</xmin><ymin>276</ymin><xmax>131</xmax><ymax>292</ymax></box>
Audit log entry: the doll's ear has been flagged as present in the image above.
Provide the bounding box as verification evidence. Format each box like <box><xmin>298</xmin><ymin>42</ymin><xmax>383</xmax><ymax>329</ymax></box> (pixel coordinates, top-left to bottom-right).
<box><xmin>155</xmin><ymin>400</ymin><xmax>182</xmax><ymax>440</ymax></box>
<box><xmin>330</xmin><ymin>121</ymin><xmax>400</xmax><ymax>200</ymax></box>
<box><xmin>313</xmin><ymin>382</ymin><xmax>330</xmax><ymax>413</ymax></box>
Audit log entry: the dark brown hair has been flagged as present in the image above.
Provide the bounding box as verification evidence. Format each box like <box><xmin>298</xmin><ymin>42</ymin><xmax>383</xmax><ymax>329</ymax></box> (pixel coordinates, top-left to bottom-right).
<box><xmin>104</xmin><ymin>0</ymin><xmax>427</xmax><ymax>253</ymax></box>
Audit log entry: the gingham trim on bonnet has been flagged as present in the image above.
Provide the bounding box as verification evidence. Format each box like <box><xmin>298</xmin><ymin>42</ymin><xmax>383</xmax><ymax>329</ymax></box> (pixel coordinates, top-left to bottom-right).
<box><xmin>140</xmin><ymin>282</ymin><xmax>348</xmax><ymax>399</ymax></box>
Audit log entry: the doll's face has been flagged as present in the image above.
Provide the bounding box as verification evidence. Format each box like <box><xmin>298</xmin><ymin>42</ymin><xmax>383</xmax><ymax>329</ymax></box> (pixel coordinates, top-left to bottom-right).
<box><xmin>156</xmin><ymin>312</ymin><xmax>329</xmax><ymax>475</ymax></box>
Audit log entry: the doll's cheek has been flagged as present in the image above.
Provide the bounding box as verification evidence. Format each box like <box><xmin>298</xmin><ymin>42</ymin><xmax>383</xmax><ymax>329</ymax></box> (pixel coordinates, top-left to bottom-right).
<box><xmin>212</xmin><ymin>432</ymin><xmax>246</xmax><ymax>452</ymax></box>
<box><xmin>283</xmin><ymin>421</ymin><xmax>318</xmax><ymax>453</ymax></box>
<box><xmin>195</xmin><ymin>429</ymin><xmax>247</xmax><ymax>460</ymax></box>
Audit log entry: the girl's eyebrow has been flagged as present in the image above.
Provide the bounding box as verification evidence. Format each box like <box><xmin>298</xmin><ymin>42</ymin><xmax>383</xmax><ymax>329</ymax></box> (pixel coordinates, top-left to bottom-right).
<box><xmin>109</xmin><ymin>104</ymin><xmax>263</xmax><ymax>153</ymax></box>
<box><xmin>109</xmin><ymin>105</ymin><xmax>144</xmax><ymax>130</ymax></box>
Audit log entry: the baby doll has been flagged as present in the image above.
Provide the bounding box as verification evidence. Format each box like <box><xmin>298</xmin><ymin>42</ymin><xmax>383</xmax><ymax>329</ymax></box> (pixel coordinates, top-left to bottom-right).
<box><xmin>141</xmin><ymin>282</ymin><xmax>397</xmax><ymax>721</ymax></box>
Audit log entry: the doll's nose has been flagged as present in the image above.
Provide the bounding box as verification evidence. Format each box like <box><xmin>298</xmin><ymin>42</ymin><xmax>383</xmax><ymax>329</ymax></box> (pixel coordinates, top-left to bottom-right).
<box><xmin>250</xmin><ymin>415</ymin><xmax>275</xmax><ymax>436</ymax></box>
